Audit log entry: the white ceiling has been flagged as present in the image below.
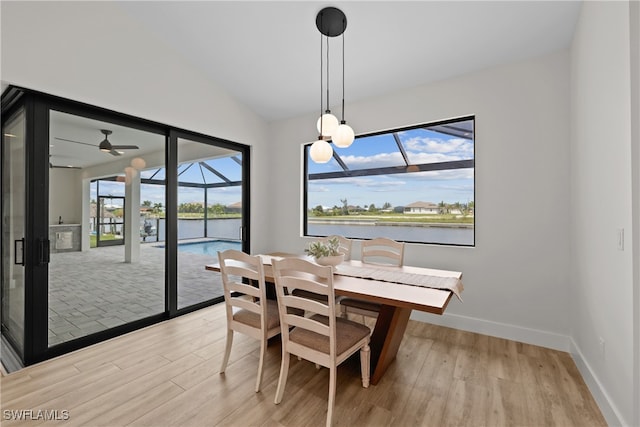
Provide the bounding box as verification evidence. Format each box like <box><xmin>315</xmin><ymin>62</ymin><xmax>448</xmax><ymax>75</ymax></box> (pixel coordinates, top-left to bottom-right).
<box><xmin>116</xmin><ymin>0</ymin><xmax>582</xmax><ymax>122</ymax></box>
<box><xmin>45</xmin><ymin>1</ymin><xmax>582</xmax><ymax>170</ymax></box>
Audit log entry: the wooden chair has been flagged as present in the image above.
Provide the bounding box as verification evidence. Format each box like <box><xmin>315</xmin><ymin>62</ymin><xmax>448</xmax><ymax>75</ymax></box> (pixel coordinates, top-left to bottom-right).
<box><xmin>272</xmin><ymin>257</ymin><xmax>370</xmax><ymax>427</ymax></box>
<box><xmin>218</xmin><ymin>249</ymin><xmax>281</xmax><ymax>393</ymax></box>
<box><xmin>361</xmin><ymin>237</ymin><xmax>404</xmax><ymax>267</ymax></box>
<box><xmin>320</xmin><ymin>235</ymin><xmax>352</xmax><ymax>260</ymax></box>
<box><xmin>340</xmin><ymin>237</ymin><xmax>405</xmax><ymax>321</ymax></box>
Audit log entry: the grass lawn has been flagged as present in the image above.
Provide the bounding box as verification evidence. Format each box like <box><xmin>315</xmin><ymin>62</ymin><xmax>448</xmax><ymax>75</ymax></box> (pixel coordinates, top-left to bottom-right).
<box><xmin>309</xmin><ymin>214</ymin><xmax>474</xmax><ymax>224</ymax></box>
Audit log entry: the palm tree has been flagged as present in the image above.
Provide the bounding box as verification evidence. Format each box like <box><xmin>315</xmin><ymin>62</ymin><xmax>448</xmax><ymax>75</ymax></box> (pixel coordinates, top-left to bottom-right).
<box><xmin>152</xmin><ymin>202</ymin><xmax>164</xmax><ymax>214</ymax></box>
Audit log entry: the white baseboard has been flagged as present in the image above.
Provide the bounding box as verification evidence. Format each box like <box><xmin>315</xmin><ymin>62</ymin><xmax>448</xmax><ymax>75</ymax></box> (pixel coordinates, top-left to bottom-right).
<box><xmin>410</xmin><ymin>311</ymin><xmax>625</xmax><ymax>426</ymax></box>
<box><xmin>570</xmin><ymin>338</ymin><xmax>627</xmax><ymax>427</ymax></box>
<box><xmin>410</xmin><ymin>310</ymin><xmax>571</xmax><ymax>351</ymax></box>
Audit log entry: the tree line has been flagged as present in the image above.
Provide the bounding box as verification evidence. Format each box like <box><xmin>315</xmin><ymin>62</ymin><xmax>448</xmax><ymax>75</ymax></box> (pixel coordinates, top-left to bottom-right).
<box><xmin>309</xmin><ymin>199</ymin><xmax>474</xmax><ymax>216</ymax></box>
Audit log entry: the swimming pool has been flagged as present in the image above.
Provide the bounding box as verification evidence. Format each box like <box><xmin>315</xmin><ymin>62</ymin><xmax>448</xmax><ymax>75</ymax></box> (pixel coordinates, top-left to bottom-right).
<box><xmin>174</xmin><ymin>240</ymin><xmax>242</xmax><ymax>256</ymax></box>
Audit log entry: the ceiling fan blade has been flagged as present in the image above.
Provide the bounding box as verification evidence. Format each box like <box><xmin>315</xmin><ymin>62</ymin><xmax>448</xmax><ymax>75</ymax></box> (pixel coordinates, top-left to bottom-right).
<box><xmin>53</xmin><ymin>137</ymin><xmax>97</xmax><ymax>147</ymax></box>
<box><xmin>50</xmin><ymin>164</ymin><xmax>81</xmax><ymax>169</ymax></box>
<box><xmin>111</xmin><ymin>145</ymin><xmax>139</xmax><ymax>150</ymax></box>
<box><xmin>109</xmin><ymin>150</ymin><xmax>122</xmax><ymax>156</ymax></box>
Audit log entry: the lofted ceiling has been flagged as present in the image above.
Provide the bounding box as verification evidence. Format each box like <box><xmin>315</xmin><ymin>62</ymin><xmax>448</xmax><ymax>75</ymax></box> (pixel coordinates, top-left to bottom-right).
<box><xmin>116</xmin><ymin>0</ymin><xmax>582</xmax><ymax>122</ymax></box>
<box><xmin>25</xmin><ymin>1</ymin><xmax>583</xmax><ymax>170</ymax></box>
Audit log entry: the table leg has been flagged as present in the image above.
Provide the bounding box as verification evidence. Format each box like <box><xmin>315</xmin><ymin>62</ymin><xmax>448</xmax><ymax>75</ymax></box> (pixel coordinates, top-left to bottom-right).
<box><xmin>369</xmin><ymin>305</ymin><xmax>412</xmax><ymax>385</ymax></box>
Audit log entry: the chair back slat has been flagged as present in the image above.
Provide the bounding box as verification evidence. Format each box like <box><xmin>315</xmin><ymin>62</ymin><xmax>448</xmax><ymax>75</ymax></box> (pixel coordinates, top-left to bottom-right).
<box><xmin>280</xmin><ymin>293</ymin><xmax>330</xmax><ymax>317</ymax></box>
<box><xmin>230</xmin><ymin>296</ymin><xmax>262</xmax><ymax>314</ymax></box>
<box><xmin>224</xmin><ymin>263</ymin><xmax>261</xmax><ymax>281</ymax></box>
<box><xmin>282</xmin><ymin>310</ymin><xmax>330</xmax><ymax>336</ymax></box>
<box><xmin>227</xmin><ymin>281</ymin><xmax>261</xmax><ymax>299</ymax></box>
<box><xmin>361</xmin><ymin>237</ymin><xmax>405</xmax><ymax>267</ymax></box>
<box><xmin>218</xmin><ymin>249</ymin><xmax>268</xmax><ymax>324</ymax></box>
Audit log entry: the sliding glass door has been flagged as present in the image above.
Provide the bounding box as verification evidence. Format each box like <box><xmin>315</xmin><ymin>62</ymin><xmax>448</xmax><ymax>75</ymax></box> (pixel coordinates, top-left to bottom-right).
<box><xmin>1</xmin><ymin>86</ymin><xmax>250</xmax><ymax>369</ymax></box>
<box><xmin>175</xmin><ymin>136</ymin><xmax>245</xmax><ymax>309</ymax></box>
<box><xmin>48</xmin><ymin>110</ymin><xmax>168</xmax><ymax>348</ymax></box>
<box><xmin>1</xmin><ymin>107</ymin><xmax>27</xmax><ymax>360</ymax></box>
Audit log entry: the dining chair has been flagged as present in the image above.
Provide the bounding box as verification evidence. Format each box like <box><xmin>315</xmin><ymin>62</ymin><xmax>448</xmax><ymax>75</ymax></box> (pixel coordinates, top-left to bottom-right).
<box><xmin>272</xmin><ymin>257</ymin><xmax>370</xmax><ymax>427</ymax></box>
<box><xmin>292</xmin><ymin>235</ymin><xmax>352</xmax><ymax>305</ymax></box>
<box><xmin>320</xmin><ymin>235</ymin><xmax>352</xmax><ymax>260</ymax></box>
<box><xmin>218</xmin><ymin>249</ymin><xmax>281</xmax><ymax>393</ymax></box>
<box><xmin>360</xmin><ymin>237</ymin><xmax>404</xmax><ymax>266</ymax></box>
<box><xmin>340</xmin><ymin>237</ymin><xmax>405</xmax><ymax>321</ymax></box>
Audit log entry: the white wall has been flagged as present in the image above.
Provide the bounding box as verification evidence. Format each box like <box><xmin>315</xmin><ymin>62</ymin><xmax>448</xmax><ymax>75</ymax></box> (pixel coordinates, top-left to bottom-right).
<box><xmin>4</xmin><ymin>1</ymin><xmax>638</xmax><ymax>424</ymax></box>
<box><xmin>632</xmin><ymin>1</ymin><xmax>640</xmax><ymax>424</ymax></box>
<box><xmin>0</xmin><ymin>1</ymin><xmax>271</xmax><ymax>253</ymax></box>
<box><xmin>269</xmin><ymin>51</ymin><xmax>573</xmax><ymax>347</ymax></box>
<box><xmin>570</xmin><ymin>1</ymin><xmax>636</xmax><ymax>426</ymax></box>
<box><xmin>49</xmin><ymin>168</ymin><xmax>81</xmax><ymax>225</ymax></box>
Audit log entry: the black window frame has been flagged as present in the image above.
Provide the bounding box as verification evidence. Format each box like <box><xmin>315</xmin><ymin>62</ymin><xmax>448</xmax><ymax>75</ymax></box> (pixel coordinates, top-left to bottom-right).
<box><xmin>303</xmin><ymin>115</ymin><xmax>475</xmax><ymax>247</ymax></box>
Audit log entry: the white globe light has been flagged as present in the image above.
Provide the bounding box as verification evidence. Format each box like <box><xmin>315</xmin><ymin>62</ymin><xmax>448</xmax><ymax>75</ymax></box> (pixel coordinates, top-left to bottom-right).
<box><xmin>309</xmin><ymin>139</ymin><xmax>333</xmax><ymax>163</ymax></box>
<box><xmin>130</xmin><ymin>157</ymin><xmax>146</xmax><ymax>170</ymax></box>
<box><xmin>332</xmin><ymin>123</ymin><xmax>355</xmax><ymax>148</ymax></box>
<box><xmin>316</xmin><ymin>113</ymin><xmax>339</xmax><ymax>138</ymax></box>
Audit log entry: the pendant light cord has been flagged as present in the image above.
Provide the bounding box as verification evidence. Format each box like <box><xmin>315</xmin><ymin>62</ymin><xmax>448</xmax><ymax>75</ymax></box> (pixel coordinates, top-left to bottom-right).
<box><xmin>341</xmin><ymin>26</ymin><xmax>345</xmax><ymax>122</ymax></box>
<box><xmin>326</xmin><ymin>34</ymin><xmax>330</xmax><ymax>113</ymax></box>
<box><xmin>319</xmin><ymin>25</ymin><xmax>323</xmax><ymax>135</ymax></box>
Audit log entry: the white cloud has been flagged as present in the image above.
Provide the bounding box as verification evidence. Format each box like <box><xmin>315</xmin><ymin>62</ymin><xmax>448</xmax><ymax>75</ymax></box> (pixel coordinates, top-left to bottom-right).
<box><xmin>403</xmin><ymin>136</ymin><xmax>474</xmax><ymax>161</ymax></box>
<box><xmin>340</xmin><ymin>152</ymin><xmax>404</xmax><ymax>168</ymax></box>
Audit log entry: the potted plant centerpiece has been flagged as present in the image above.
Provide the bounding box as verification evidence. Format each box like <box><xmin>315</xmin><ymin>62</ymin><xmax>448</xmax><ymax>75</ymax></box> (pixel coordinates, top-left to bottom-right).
<box><xmin>305</xmin><ymin>237</ymin><xmax>345</xmax><ymax>267</ymax></box>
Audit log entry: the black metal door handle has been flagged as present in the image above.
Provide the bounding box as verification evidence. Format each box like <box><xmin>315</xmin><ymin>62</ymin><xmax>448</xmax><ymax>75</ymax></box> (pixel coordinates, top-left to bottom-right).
<box><xmin>37</xmin><ymin>238</ymin><xmax>50</xmax><ymax>265</ymax></box>
<box><xmin>14</xmin><ymin>238</ymin><xmax>24</xmax><ymax>266</ymax></box>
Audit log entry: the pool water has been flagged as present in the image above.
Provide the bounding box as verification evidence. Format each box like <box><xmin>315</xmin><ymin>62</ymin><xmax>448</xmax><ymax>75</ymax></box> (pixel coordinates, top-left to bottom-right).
<box><xmin>175</xmin><ymin>240</ymin><xmax>241</xmax><ymax>256</ymax></box>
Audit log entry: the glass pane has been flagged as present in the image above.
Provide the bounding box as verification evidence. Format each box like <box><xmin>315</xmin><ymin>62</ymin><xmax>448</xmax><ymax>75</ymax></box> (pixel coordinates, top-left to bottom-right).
<box><xmin>335</xmin><ymin>133</ymin><xmax>408</xmax><ymax>170</ymax></box>
<box><xmin>305</xmin><ymin>117</ymin><xmax>475</xmax><ymax>246</ymax></box>
<box><xmin>48</xmin><ymin>110</ymin><xmax>166</xmax><ymax>346</ymax></box>
<box><xmin>97</xmin><ymin>195</ymin><xmax>125</xmax><ymax>246</ymax></box>
<box><xmin>397</xmin><ymin>121</ymin><xmax>474</xmax><ymax>164</ymax></box>
<box><xmin>306</xmin><ymin>151</ymin><xmax>342</xmax><ymax>175</ymax></box>
<box><xmin>177</xmin><ymin>138</ymin><xmax>242</xmax><ymax>310</ymax></box>
<box><xmin>1</xmin><ymin>108</ymin><xmax>26</xmax><ymax>356</ymax></box>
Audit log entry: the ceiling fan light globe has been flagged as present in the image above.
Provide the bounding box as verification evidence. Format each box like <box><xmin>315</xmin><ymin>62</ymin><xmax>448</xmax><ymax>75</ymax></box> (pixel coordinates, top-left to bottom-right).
<box><xmin>99</xmin><ymin>140</ymin><xmax>111</xmax><ymax>152</ymax></box>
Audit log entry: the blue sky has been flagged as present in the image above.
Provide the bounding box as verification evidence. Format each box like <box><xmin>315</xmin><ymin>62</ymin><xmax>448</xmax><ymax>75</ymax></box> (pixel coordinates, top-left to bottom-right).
<box><xmin>90</xmin><ymin>124</ymin><xmax>474</xmax><ymax>211</ymax></box>
<box><xmin>307</xmin><ymin>126</ymin><xmax>474</xmax><ymax>209</ymax></box>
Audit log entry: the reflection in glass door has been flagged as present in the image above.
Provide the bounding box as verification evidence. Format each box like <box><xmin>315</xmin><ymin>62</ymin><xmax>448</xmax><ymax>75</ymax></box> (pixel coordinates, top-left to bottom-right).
<box><xmin>1</xmin><ymin>108</ymin><xmax>27</xmax><ymax>358</ymax></box>
<box><xmin>48</xmin><ymin>110</ymin><xmax>166</xmax><ymax>348</ymax></box>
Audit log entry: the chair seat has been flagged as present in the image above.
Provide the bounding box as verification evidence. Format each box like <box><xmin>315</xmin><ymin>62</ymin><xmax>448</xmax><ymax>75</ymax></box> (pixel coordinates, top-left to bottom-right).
<box><xmin>233</xmin><ymin>299</ymin><xmax>280</xmax><ymax>330</ymax></box>
<box><xmin>340</xmin><ymin>297</ymin><xmax>381</xmax><ymax>313</ymax></box>
<box><xmin>290</xmin><ymin>314</ymin><xmax>370</xmax><ymax>355</ymax></box>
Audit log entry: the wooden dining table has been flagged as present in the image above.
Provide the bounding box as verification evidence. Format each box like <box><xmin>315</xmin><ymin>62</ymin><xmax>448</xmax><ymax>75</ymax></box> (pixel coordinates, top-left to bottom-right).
<box><xmin>206</xmin><ymin>254</ymin><xmax>463</xmax><ymax>385</ymax></box>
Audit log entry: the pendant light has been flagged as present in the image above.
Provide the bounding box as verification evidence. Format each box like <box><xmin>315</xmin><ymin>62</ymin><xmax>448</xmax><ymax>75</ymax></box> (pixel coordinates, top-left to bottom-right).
<box><xmin>332</xmin><ymin>27</ymin><xmax>354</xmax><ymax>148</ymax></box>
<box><xmin>309</xmin><ymin>138</ymin><xmax>333</xmax><ymax>163</ymax></box>
<box><xmin>309</xmin><ymin>14</ymin><xmax>333</xmax><ymax>163</ymax></box>
<box><xmin>310</xmin><ymin>7</ymin><xmax>351</xmax><ymax>163</ymax></box>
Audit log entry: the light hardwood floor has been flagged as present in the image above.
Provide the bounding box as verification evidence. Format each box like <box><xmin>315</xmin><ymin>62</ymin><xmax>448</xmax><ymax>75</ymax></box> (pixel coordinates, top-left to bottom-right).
<box><xmin>0</xmin><ymin>303</ymin><xmax>606</xmax><ymax>426</ymax></box>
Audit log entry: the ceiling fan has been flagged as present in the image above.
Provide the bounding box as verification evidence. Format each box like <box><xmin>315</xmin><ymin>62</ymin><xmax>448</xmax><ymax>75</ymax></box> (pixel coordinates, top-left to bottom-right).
<box><xmin>53</xmin><ymin>129</ymin><xmax>139</xmax><ymax>157</ymax></box>
<box><xmin>97</xmin><ymin>129</ymin><xmax>139</xmax><ymax>156</ymax></box>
